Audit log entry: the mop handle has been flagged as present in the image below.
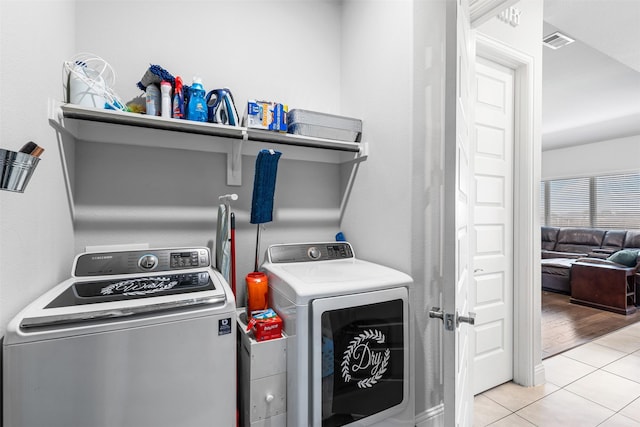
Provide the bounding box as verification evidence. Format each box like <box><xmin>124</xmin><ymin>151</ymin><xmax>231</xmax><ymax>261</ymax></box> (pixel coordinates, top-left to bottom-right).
<box><xmin>254</xmin><ymin>224</ymin><xmax>261</xmax><ymax>272</ymax></box>
<box><xmin>230</xmin><ymin>213</ymin><xmax>236</xmax><ymax>297</ymax></box>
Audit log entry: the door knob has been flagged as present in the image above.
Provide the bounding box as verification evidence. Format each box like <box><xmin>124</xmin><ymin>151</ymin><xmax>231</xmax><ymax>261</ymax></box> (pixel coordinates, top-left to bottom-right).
<box><xmin>430</xmin><ymin>307</ymin><xmax>455</xmax><ymax>330</ymax></box>
<box><xmin>430</xmin><ymin>307</ymin><xmax>476</xmax><ymax>331</ymax></box>
<box><xmin>429</xmin><ymin>307</ymin><xmax>444</xmax><ymax>320</ymax></box>
<box><xmin>458</xmin><ymin>312</ymin><xmax>476</xmax><ymax>326</ymax></box>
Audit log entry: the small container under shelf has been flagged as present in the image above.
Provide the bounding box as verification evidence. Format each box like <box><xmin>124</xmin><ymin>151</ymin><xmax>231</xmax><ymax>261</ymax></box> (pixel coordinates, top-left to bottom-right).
<box><xmin>0</xmin><ymin>149</ymin><xmax>41</xmax><ymax>193</ymax></box>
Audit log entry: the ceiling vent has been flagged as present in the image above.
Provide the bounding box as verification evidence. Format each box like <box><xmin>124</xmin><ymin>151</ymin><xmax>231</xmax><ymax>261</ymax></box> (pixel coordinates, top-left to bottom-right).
<box><xmin>543</xmin><ymin>31</ymin><xmax>575</xmax><ymax>49</ymax></box>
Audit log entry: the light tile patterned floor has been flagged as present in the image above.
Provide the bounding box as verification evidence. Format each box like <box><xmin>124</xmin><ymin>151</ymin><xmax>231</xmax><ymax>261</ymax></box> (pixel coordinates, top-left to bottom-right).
<box><xmin>474</xmin><ymin>322</ymin><xmax>640</xmax><ymax>426</ymax></box>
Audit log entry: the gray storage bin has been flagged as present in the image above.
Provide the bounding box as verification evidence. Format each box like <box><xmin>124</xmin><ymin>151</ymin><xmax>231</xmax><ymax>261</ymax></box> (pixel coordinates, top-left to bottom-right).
<box><xmin>287</xmin><ymin>109</ymin><xmax>362</xmax><ymax>142</ymax></box>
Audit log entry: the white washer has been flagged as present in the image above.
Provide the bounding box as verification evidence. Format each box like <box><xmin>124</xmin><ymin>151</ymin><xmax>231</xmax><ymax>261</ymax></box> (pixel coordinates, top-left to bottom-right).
<box><xmin>2</xmin><ymin>247</ymin><xmax>236</xmax><ymax>427</ymax></box>
<box><xmin>262</xmin><ymin>242</ymin><xmax>414</xmax><ymax>427</ymax></box>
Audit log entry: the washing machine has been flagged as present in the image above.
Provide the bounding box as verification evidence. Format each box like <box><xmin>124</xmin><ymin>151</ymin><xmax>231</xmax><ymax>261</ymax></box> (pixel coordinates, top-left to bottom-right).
<box><xmin>262</xmin><ymin>242</ymin><xmax>414</xmax><ymax>427</ymax></box>
<box><xmin>2</xmin><ymin>247</ymin><xmax>236</xmax><ymax>427</ymax></box>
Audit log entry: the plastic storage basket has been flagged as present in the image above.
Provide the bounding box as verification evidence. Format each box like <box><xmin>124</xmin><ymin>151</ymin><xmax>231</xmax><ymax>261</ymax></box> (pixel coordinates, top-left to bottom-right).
<box><xmin>288</xmin><ymin>109</ymin><xmax>362</xmax><ymax>142</ymax></box>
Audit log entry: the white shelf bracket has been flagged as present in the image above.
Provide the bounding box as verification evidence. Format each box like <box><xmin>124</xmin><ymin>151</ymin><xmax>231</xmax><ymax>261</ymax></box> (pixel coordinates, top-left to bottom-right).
<box><xmin>227</xmin><ymin>133</ymin><xmax>245</xmax><ymax>186</ymax></box>
<box><xmin>358</xmin><ymin>141</ymin><xmax>369</xmax><ymax>158</ymax></box>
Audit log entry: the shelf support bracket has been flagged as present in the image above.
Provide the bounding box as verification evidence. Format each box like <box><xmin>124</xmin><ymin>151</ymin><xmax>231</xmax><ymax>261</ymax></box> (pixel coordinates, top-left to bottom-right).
<box><xmin>227</xmin><ymin>134</ymin><xmax>245</xmax><ymax>186</ymax></box>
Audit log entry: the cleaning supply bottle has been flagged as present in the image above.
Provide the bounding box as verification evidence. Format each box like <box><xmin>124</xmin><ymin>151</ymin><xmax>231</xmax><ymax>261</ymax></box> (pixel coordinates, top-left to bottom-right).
<box><xmin>172</xmin><ymin>76</ymin><xmax>184</xmax><ymax>119</ymax></box>
<box><xmin>160</xmin><ymin>80</ymin><xmax>172</xmax><ymax>118</ymax></box>
<box><xmin>145</xmin><ymin>84</ymin><xmax>160</xmax><ymax>116</ymax></box>
<box><xmin>187</xmin><ymin>76</ymin><xmax>207</xmax><ymax>122</ymax></box>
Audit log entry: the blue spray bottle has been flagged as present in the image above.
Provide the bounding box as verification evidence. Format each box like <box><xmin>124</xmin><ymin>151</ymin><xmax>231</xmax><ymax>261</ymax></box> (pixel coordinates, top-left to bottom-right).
<box><xmin>187</xmin><ymin>76</ymin><xmax>207</xmax><ymax>122</ymax></box>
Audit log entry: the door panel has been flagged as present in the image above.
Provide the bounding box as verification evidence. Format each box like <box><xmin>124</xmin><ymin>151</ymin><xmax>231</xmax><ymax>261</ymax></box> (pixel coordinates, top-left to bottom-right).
<box><xmin>441</xmin><ymin>0</ymin><xmax>475</xmax><ymax>425</ymax></box>
<box><xmin>472</xmin><ymin>57</ymin><xmax>515</xmax><ymax>394</ymax></box>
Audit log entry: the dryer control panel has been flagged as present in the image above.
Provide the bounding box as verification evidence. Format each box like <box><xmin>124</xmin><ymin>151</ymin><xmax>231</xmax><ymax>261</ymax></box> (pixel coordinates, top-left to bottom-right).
<box><xmin>74</xmin><ymin>247</ymin><xmax>210</xmax><ymax>277</ymax></box>
<box><xmin>267</xmin><ymin>242</ymin><xmax>354</xmax><ymax>264</ymax></box>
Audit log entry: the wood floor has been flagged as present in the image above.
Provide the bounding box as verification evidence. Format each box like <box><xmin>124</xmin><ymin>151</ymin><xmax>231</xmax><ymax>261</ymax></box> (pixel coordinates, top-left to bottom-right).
<box><xmin>541</xmin><ymin>290</ymin><xmax>640</xmax><ymax>359</ymax></box>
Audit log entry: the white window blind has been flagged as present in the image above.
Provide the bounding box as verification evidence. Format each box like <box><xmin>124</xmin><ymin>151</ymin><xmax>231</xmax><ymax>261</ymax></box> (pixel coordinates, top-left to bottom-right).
<box><xmin>594</xmin><ymin>173</ymin><xmax>640</xmax><ymax>230</ymax></box>
<box><xmin>548</xmin><ymin>177</ymin><xmax>590</xmax><ymax>227</ymax></box>
<box><xmin>541</xmin><ymin>173</ymin><xmax>640</xmax><ymax>230</ymax></box>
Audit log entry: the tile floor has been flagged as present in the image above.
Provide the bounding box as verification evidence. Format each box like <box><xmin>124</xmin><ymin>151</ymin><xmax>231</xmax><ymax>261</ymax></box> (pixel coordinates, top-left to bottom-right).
<box><xmin>474</xmin><ymin>322</ymin><xmax>640</xmax><ymax>426</ymax></box>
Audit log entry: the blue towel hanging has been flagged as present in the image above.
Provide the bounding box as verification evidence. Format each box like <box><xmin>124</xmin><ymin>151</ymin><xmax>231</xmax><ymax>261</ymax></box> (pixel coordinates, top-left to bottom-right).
<box><xmin>250</xmin><ymin>149</ymin><xmax>282</xmax><ymax>224</ymax></box>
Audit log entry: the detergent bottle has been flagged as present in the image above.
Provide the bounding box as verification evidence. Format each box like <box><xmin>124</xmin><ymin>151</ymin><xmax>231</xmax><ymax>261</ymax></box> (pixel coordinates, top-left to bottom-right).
<box><xmin>187</xmin><ymin>77</ymin><xmax>207</xmax><ymax>122</ymax></box>
<box><xmin>160</xmin><ymin>81</ymin><xmax>172</xmax><ymax>118</ymax></box>
<box><xmin>172</xmin><ymin>76</ymin><xmax>184</xmax><ymax>119</ymax></box>
<box><xmin>145</xmin><ymin>84</ymin><xmax>160</xmax><ymax>116</ymax></box>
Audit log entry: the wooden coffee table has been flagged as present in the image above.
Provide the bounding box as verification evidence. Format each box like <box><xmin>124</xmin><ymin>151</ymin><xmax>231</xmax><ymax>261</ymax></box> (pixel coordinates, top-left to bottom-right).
<box><xmin>570</xmin><ymin>261</ymin><xmax>637</xmax><ymax>315</ymax></box>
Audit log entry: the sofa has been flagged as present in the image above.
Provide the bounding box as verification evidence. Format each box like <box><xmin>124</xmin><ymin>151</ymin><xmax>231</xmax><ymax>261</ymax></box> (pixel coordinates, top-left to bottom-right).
<box><xmin>541</xmin><ymin>227</ymin><xmax>640</xmax><ymax>295</ymax></box>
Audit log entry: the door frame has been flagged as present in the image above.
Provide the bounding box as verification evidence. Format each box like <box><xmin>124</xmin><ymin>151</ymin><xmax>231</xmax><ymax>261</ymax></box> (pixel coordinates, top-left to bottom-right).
<box><xmin>475</xmin><ymin>32</ymin><xmax>544</xmax><ymax>387</ymax></box>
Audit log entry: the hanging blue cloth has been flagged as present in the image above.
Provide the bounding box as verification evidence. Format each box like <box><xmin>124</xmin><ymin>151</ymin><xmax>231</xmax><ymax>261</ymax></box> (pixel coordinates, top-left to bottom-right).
<box><xmin>250</xmin><ymin>149</ymin><xmax>282</xmax><ymax>224</ymax></box>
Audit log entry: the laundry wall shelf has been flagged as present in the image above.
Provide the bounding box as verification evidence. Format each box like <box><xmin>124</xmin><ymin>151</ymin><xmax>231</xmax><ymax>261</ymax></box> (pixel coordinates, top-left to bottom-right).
<box><xmin>51</xmin><ymin>102</ymin><xmax>366</xmax><ymax>188</ymax></box>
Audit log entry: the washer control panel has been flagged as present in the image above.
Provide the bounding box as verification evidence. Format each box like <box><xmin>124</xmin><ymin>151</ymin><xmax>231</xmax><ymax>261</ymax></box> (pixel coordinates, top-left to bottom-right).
<box><xmin>267</xmin><ymin>242</ymin><xmax>354</xmax><ymax>264</ymax></box>
<box><xmin>74</xmin><ymin>248</ymin><xmax>210</xmax><ymax>277</ymax></box>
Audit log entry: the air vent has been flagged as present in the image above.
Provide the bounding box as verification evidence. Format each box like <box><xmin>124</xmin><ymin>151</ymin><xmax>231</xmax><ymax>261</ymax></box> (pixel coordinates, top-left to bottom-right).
<box><xmin>543</xmin><ymin>31</ymin><xmax>575</xmax><ymax>49</ymax></box>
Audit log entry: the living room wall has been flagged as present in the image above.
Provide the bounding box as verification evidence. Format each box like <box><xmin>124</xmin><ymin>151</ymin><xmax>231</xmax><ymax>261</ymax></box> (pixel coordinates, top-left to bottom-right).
<box><xmin>542</xmin><ymin>134</ymin><xmax>640</xmax><ymax>180</ymax></box>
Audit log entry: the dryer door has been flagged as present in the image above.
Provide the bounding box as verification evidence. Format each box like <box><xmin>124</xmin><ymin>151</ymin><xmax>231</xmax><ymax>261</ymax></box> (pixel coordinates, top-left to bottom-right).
<box><xmin>311</xmin><ymin>287</ymin><xmax>409</xmax><ymax>427</ymax></box>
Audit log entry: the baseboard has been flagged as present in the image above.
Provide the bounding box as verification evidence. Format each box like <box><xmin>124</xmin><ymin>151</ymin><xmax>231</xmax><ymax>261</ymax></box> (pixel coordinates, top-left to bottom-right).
<box><xmin>415</xmin><ymin>403</ymin><xmax>444</xmax><ymax>427</ymax></box>
<box><xmin>534</xmin><ymin>361</ymin><xmax>546</xmax><ymax>386</ymax></box>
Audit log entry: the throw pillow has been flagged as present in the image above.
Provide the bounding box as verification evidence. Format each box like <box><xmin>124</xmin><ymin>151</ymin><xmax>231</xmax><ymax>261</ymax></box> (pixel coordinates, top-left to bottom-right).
<box><xmin>607</xmin><ymin>249</ymin><xmax>640</xmax><ymax>267</ymax></box>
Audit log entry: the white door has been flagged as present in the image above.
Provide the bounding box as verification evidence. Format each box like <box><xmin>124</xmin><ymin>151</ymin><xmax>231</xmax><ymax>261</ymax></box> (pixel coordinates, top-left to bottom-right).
<box><xmin>471</xmin><ymin>57</ymin><xmax>515</xmax><ymax>394</ymax></box>
<box><xmin>429</xmin><ymin>0</ymin><xmax>476</xmax><ymax>426</ymax></box>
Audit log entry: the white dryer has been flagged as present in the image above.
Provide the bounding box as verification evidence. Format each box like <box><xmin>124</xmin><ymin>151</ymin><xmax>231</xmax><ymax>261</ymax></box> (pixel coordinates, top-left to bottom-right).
<box><xmin>2</xmin><ymin>247</ymin><xmax>236</xmax><ymax>427</ymax></box>
<box><xmin>262</xmin><ymin>242</ymin><xmax>414</xmax><ymax>427</ymax></box>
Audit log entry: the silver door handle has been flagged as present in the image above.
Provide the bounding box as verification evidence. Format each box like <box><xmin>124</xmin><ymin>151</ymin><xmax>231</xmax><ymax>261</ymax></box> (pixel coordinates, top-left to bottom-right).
<box><xmin>429</xmin><ymin>307</ymin><xmax>444</xmax><ymax>320</ymax></box>
<box><xmin>430</xmin><ymin>307</ymin><xmax>456</xmax><ymax>331</ymax></box>
<box><xmin>458</xmin><ymin>312</ymin><xmax>476</xmax><ymax>326</ymax></box>
<box><xmin>430</xmin><ymin>307</ymin><xmax>475</xmax><ymax>331</ymax></box>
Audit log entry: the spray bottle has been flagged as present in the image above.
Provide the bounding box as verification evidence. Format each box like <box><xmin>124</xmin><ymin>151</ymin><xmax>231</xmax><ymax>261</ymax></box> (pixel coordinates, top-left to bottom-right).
<box><xmin>172</xmin><ymin>76</ymin><xmax>184</xmax><ymax>119</ymax></box>
<box><xmin>187</xmin><ymin>76</ymin><xmax>207</xmax><ymax>122</ymax></box>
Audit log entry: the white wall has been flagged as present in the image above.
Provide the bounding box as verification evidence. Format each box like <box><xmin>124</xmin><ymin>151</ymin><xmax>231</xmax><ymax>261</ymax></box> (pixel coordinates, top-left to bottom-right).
<box><xmin>542</xmin><ymin>134</ymin><xmax>640</xmax><ymax>180</ymax></box>
<box><xmin>75</xmin><ymin>0</ymin><xmax>343</xmax><ymax>116</ymax></box>
<box><xmin>0</xmin><ymin>0</ymin><xmax>76</xmax><ymax>337</ymax></box>
<box><xmin>339</xmin><ymin>1</ymin><xmax>413</xmax><ymax>271</ymax></box>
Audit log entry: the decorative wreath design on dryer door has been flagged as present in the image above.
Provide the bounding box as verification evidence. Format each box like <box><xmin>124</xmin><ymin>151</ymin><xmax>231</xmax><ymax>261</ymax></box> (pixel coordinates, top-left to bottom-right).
<box><xmin>341</xmin><ymin>329</ymin><xmax>390</xmax><ymax>389</ymax></box>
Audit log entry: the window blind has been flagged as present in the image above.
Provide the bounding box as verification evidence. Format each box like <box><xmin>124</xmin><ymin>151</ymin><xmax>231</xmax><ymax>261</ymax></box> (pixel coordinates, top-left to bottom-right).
<box><xmin>548</xmin><ymin>177</ymin><xmax>590</xmax><ymax>227</ymax></box>
<box><xmin>541</xmin><ymin>173</ymin><xmax>640</xmax><ymax>230</ymax></box>
<box><xmin>594</xmin><ymin>174</ymin><xmax>640</xmax><ymax>230</ymax></box>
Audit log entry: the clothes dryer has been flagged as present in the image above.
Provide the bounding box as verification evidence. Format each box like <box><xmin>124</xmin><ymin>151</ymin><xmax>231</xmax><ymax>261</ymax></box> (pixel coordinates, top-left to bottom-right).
<box><xmin>262</xmin><ymin>242</ymin><xmax>414</xmax><ymax>427</ymax></box>
<box><xmin>3</xmin><ymin>247</ymin><xmax>236</xmax><ymax>427</ymax></box>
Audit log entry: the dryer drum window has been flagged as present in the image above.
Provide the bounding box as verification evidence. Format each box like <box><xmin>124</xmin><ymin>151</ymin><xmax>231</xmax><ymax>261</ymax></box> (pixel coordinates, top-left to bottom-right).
<box><xmin>320</xmin><ymin>298</ymin><xmax>405</xmax><ymax>426</ymax></box>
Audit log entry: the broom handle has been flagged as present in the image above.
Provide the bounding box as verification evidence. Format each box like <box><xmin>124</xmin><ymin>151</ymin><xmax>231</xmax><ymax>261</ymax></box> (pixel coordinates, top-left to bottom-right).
<box><xmin>230</xmin><ymin>213</ymin><xmax>236</xmax><ymax>297</ymax></box>
<box><xmin>254</xmin><ymin>224</ymin><xmax>261</xmax><ymax>272</ymax></box>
